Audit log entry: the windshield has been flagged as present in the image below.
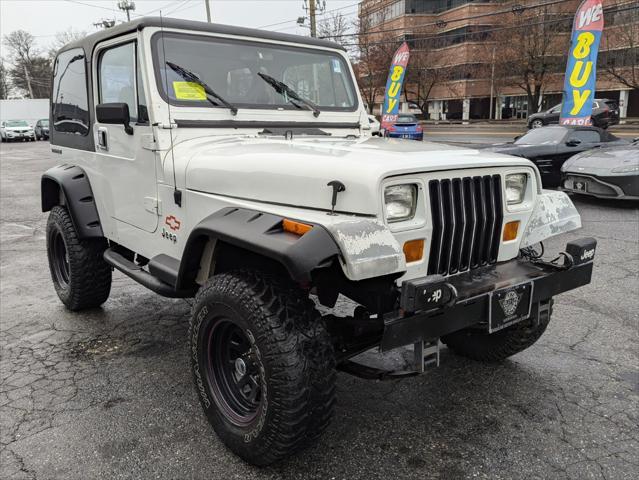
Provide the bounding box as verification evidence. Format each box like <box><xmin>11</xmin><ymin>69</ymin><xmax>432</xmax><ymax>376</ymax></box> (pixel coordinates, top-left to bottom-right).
<box><xmin>396</xmin><ymin>114</ymin><xmax>417</xmax><ymax>123</ymax></box>
<box><xmin>40</xmin><ymin>119</ymin><xmax>49</xmax><ymax>126</ymax></box>
<box><xmin>153</xmin><ymin>33</ymin><xmax>357</xmax><ymax>112</ymax></box>
<box><xmin>515</xmin><ymin>127</ymin><xmax>566</xmax><ymax>145</ymax></box>
<box><xmin>6</xmin><ymin>120</ymin><xmax>29</xmax><ymax>127</ymax></box>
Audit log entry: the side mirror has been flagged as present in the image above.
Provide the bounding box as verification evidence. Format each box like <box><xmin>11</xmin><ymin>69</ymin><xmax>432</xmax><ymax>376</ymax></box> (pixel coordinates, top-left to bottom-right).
<box><xmin>566</xmin><ymin>139</ymin><xmax>581</xmax><ymax>147</ymax></box>
<box><xmin>96</xmin><ymin>102</ymin><xmax>133</xmax><ymax>135</ymax></box>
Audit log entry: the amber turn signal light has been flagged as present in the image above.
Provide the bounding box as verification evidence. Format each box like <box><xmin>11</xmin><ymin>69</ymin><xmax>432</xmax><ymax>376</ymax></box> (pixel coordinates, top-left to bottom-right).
<box><xmin>503</xmin><ymin>221</ymin><xmax>520</xmax><ymax>241</ymax></box>
<box><xmin>403</xmin><ymin>239</ymin><xmax>425</xmax><ymax>263</ymax></box>
<box><xmin>282</xmin><ymin>218</ymin><xmax>313</xmax><ymax>236</ymax></box>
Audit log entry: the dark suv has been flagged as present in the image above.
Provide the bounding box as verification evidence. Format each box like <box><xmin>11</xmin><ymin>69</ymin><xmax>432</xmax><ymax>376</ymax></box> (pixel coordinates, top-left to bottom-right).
<box><xmin>34</xmin><ymin>119</ymin><xmax>50</xmax><ymax>140</ymax></box>
<box><xmin>527</xmin><ymin>99</ymin><xmax>620</xmax><ymax>129</ymax></box>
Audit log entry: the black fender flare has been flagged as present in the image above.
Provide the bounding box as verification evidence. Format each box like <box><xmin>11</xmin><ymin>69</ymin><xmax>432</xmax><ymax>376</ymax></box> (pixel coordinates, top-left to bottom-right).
<box><xmin>176</xmin><ymin>207</ymin><xmax>340</xmax><ymax>288</ymax></box>
<box><xmin>41</xmin><ymin>164</ymin><xmax>103</xmax><ymax>238</ymax></box>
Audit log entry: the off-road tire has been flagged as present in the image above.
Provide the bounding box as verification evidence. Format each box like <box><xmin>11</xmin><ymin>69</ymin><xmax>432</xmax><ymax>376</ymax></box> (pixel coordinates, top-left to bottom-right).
<box><xmin>46</xmin><ymin>205</ymin><xmax>111</xmax><ymax>310</ymax></box>
<box><xmin>189</xmin><ymin>270</ymin><xmax>336</xmax><ymax>466</ymax></box>
<box><xmin>442</xmin><ymin>300</ymin><xmax>553</xmax><ymax>362</ymax></box>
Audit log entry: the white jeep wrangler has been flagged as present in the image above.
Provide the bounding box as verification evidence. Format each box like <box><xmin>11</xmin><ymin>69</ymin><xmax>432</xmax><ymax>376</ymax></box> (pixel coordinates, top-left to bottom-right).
<box><xmin>42</xmin><ymin>18</ymin><xmax>596</xmax><ymax>466</ymax></box>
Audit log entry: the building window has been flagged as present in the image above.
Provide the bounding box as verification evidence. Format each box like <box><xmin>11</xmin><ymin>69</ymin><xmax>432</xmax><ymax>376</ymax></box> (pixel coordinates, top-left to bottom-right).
<box><xmin>366</xmin><ymin>0</ymin><xmax>406</xmax><ymax>27</ymax></box>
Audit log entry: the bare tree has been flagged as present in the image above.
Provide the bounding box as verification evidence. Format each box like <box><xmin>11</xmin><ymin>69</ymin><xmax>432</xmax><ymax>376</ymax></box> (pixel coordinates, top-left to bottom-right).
<box><xmin>3</xmin><ymin>30</ymin><xmax>52</xmax><ymax>98</ymax></box>
<box><xmin>318</xmin><ymin>12</ymin><xmax>349</xmax><ymax>43</ymax></box>
<box><xmin>600</xmin><ymin>9</ymin><xmax>639</xmax><ymax>90</ymax></box>
<box><xmin>491</xmin><ymin>8</ymin><xmax>566</xmax><ymax>114</ymax></box>
<box><xmin>353</xmin><ymin>11</ymin><xmax>398</xmax><ymax>114</ymax></box>
<box><xmin>48</xmin><ymin>29</ymin><xmax>88</xmax><ymax>60</ymax></box>
<box><xmin>403</xmin><ymin>47</ymin><xmax>451</xmax><ymax>117</ymax></box>
<box><xmin>0</xmin><ymin>61</ymin><xmax>9</xmax><ymax>99</ymax></box>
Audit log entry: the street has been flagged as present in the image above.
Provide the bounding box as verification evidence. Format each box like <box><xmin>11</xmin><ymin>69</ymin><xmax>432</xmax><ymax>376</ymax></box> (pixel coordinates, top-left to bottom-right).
<box><xmin>1</xmin><ymin>139</ymin><xmax>638</xmax><ymax>480</ymax></box>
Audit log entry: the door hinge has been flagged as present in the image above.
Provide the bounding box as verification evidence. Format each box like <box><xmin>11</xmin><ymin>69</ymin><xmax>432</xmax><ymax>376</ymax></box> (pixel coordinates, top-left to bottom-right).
<box><xmin>154</xmin><ymin>122</ymin><xmax>177</xmax><ymax>130</ymax></box>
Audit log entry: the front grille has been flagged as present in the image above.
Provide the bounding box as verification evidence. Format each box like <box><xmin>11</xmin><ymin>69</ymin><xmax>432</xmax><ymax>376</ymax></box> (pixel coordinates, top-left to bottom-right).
<box><xmin>427</xmin><ymin>175</ymin><xmax>503</xmax><ymax>276</ymax></box>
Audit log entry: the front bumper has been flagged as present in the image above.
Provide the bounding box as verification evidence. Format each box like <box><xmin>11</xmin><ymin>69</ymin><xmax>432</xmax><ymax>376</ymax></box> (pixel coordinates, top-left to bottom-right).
<box><xmin>561</xmin><ymin>172</ymin><xmax>639</xmax><ymax>200</ymax></box>
<box><xmin>388</xmin><ymin>132</ymin><xmax>423</xmax><ymax>140</ymax></box>
<box><xmin>381</xmin><ymin>239</ymin><xmax>595</xmax><ymax>351</ymax></box>
<box><xmin>5</xmin><ymin>132</ymin><xmax>35</xmax><ymax>139</ymax></box>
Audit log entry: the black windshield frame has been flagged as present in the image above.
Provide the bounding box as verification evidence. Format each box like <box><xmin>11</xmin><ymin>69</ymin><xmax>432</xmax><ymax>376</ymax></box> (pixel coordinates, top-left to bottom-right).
<box><xmin>150</xmin><ymin>31</ymin><xmax>359</xmax><ymax>112</ymax></box>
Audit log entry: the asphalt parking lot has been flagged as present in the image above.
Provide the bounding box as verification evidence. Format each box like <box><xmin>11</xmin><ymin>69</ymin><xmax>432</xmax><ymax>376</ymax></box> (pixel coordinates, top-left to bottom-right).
<box><xmin>1</xmin><ymin>139</ymin><xmax>638</xmax><ymax>480</ymax></box>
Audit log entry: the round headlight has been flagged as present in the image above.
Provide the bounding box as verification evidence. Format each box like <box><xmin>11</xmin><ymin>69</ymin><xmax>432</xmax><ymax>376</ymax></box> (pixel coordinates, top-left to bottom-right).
<box><xmin>384</xmin><ymin>184</ymin><xmax>417</xmax><ymax>222</ymax></box>
<box><xmin>505</xmin><ymin>173</ymin><xmax>527</xmax><ymax>205</ymax></box>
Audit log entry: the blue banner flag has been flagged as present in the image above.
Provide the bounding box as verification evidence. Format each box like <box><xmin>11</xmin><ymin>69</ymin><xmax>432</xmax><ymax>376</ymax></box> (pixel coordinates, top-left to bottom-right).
<box><xmin>381</xmin><ymin>42</ymin><xmax>410</xmax><ymax>131</ymax></box>
<box><xmin>560</xmin><ymin>0</ymin><xmax>604</xmax><ymax>126</ymax></box>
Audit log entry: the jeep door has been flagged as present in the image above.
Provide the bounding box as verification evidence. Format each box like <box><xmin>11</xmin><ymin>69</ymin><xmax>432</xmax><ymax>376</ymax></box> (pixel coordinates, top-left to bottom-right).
<box><xmin>93</xmin><ymin>38</ymin><xmax>158</xmax><ymax>233</ymax></box>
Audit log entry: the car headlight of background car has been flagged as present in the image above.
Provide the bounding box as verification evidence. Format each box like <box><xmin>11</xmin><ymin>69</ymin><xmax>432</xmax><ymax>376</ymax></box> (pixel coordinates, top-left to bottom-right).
<box><xmin>384</xmin><ymin>184</ymin><xmax>417</xmax><ymax>222</ymax></box>
<box><xmin>611</xmin><ymin>164</ymin><xmax>639</xmax><ymax>174</ymax></box>
<box><xmin>505</xmin><ymin>173</ymin><xmax>527</xmax><ymax>205</ymax></box>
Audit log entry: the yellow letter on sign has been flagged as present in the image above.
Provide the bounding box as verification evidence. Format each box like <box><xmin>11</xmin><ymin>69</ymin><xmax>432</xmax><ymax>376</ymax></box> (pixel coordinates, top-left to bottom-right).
<box><xmin>570</xmin><ymin>89</ymin><xmax>591</xmax><ymax>115</ymax></box>
<box><xmin>569</xmin><ymin>61</ymin><xmax>592</xmax><ymax>88</ymax></box>
<box><xmin>387</xmin><ymin>98</ymin><xmax>398</xmax><ymax>113</ymax></box>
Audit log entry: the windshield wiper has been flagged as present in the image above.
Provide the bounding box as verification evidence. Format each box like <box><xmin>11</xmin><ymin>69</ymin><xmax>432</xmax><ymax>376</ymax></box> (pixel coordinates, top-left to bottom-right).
<box><xmin>257</xmin><ymin>72</ymin><xmax>320</xmax><ymax>117</ymax></box>
<box><xmin>166</xmin><ymin>61</ymin><xmax>238</xmax><ymax>116</ymax></box>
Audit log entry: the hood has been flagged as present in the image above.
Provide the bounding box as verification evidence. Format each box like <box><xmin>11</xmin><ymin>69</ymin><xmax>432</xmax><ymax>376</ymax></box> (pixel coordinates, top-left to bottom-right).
<box><xmin>479</xmin><ymin>143</ymin><xmax>525</xmax><ymax>154</ymax></box>
<box><xmin>562</xmin><ymin>145</ymin><xmax>639</xmax><ymax>174</ymax></box>
<box><xmin>180</xmin><ymin>136</ymin><xmax>534</xmax><ymax>215</ymax></box>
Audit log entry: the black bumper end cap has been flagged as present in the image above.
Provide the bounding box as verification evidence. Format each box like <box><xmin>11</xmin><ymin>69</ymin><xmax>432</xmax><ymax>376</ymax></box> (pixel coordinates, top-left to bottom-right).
<box><xmin>565</xmin><ymin>237</ymin><xmax>597</xmax><ymax>266</ymax></box>
<box><xmin>400</xmin><ymin>275</ymin><xmax>457</xmax><ymax>312</ymax></box>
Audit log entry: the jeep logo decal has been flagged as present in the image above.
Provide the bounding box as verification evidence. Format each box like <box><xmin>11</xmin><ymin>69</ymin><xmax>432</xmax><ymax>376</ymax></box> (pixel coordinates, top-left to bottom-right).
<box><xmin>580</xmin><ymin>248</ymin><xmax>595</xmax><ymax>261</ymax></box>
<box><xmin>165</xmin><ymin>215</ymin><xmax>181</xmax><ymax>231</ymax></box>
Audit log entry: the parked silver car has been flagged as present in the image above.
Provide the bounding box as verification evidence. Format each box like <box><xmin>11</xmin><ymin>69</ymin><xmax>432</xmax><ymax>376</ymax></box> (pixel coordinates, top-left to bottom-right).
<box><xmin>561</xmin><ymin>140</ymin><xmax>639</xmax><ymax>200</ymax></box>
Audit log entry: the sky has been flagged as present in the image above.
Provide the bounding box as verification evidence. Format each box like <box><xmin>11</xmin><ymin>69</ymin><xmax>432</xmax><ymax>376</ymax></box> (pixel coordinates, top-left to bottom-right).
<box><xmin>0</xmin><ymin>0</ymin><xmax>359</xmax><ymax>59</ymax></box>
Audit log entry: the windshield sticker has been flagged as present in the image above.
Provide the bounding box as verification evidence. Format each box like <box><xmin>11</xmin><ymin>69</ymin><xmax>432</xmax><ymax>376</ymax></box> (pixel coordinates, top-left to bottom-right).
<box><xmin>331</xmin><ymin>58</ymin><xmax>341</xmax><ymax>73</ymax></box>
<box><xmin>173</xmin><ymin>81</ymin><xmax>206</xmax><ymax>100</ymax></box>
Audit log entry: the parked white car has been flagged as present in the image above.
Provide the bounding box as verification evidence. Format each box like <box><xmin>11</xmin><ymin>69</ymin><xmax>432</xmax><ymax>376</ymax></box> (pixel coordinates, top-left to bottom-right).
<box><xmin>0</xmin><ymin>119</ymin><xmax>36</xmax><ymax>142</ymax></box>
<box><xmin>42</xmin><ymin>17</ymin><xmax>596</xmax><ymax>466</ymax></box>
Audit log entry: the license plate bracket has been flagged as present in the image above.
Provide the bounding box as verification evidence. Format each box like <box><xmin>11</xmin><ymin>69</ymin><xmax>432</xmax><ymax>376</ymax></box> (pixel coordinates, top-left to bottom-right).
<box><xmin>489</xmin><ymin>282</ymin><xmax>533</xmax><ymax>333</ymax></box>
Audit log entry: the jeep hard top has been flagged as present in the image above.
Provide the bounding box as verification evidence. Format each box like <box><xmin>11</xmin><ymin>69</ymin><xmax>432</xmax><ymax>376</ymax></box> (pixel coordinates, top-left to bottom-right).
<box><xmin>42</xmin><ymin>17</ymin><xmax>596</xmax><ymax>466</ymax></box>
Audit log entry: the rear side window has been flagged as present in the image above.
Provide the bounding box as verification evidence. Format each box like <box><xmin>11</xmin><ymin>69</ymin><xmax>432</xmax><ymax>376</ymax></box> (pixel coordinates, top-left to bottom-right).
<box><xmin>570</xmin><ymin>130</ymin><xmax>600</xmax><ymax>143</ymax></box>
<box><xmin>52</xmin><ymin>48</ymin><xmax>89</xmax><ymax>136</ymax></box>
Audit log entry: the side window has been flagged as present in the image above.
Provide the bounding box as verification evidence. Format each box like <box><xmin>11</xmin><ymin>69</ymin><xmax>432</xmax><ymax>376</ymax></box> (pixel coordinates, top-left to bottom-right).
<box><xmin>570</xmin><ymin>130</ymin><xmax>600</xmax><ymax>143</ymax></box>
<box><xmin>52</xmin><ymin>48</ymin><xmax>89</xmax><ymax>136</ymax></box>
<box><xmin>99</xmin><ymin>42</ymin><xmax>137</xmax><ymax>122</ymax></box>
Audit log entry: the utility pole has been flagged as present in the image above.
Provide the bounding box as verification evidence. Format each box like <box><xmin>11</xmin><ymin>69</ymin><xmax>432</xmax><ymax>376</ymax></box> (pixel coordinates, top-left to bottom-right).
<box><xmin>309</xmin><ymin>0</ymin><xmax>317</xmax><ymax>37</ymax></box>
<box><xmin>304</xmin><ymin>0</ymin><xmax>325</xmax><ymax>38</ymax></box>
<box><xmin>205</xmin><ymin>0</ymin><xmax>211</xmax><ymax>22</ymax></box>
<box><xmin>23</xmin><ymin>64</ymin><xmax>34</xmax><ymax>98</ymax></box>
<box><xmin>489</xmin><ymin>44</ymin><xmax>495</xmax><ymax>120</ymax></box>
<box><xmin>117</xmin><ymin>0</ymin><xmax>136</xmax><ymax>22</ymax></box>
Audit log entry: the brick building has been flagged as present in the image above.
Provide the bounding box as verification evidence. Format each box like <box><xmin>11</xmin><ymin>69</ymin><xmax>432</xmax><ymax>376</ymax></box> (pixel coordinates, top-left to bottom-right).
<box><xmin>357</xmin><ymin>0</ymin><xmax>638</xmax><ymax>120</ymax></box>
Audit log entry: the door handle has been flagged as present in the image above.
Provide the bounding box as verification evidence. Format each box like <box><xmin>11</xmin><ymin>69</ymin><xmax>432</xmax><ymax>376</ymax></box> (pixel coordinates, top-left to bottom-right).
<box><xmin>97</xmin><ymin>127</ymin><xmax>108</xmax><ymax>150</ymax></box>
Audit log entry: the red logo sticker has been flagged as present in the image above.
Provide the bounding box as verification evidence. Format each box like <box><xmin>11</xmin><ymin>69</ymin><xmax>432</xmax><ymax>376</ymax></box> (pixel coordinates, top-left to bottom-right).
<box><xmin>165</xmin><ymin>215</ymin><xmax>181</xmax><ymax>231</ymax></box>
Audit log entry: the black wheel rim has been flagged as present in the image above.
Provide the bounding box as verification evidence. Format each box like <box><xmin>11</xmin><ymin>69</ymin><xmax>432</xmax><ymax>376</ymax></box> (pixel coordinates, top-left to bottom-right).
<box><xmin>207</xmin><ymin>319</ymin><xmax>262</xmax><ymax>426</ymax></box>
<box><xmin>50</xmin><ymin>229</ymin><xmax>70</xmax><ymax>288</ymax></box>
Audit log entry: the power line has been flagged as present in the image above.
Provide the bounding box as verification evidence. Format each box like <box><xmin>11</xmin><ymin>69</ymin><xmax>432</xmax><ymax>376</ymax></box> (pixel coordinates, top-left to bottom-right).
<box><xmin>325</xmin><ymin>0</ymin><xmax>576</xmax><ymax>39</ymax></box>
<box><xmin>257</xmin><ymin>1</ymin><xmax>359</xmax><ymax>30</ymax></box>
<box><xmin>342</xmin><ymin>2</ymin><xmax>639</xmax><ymax>48</ymax></box>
